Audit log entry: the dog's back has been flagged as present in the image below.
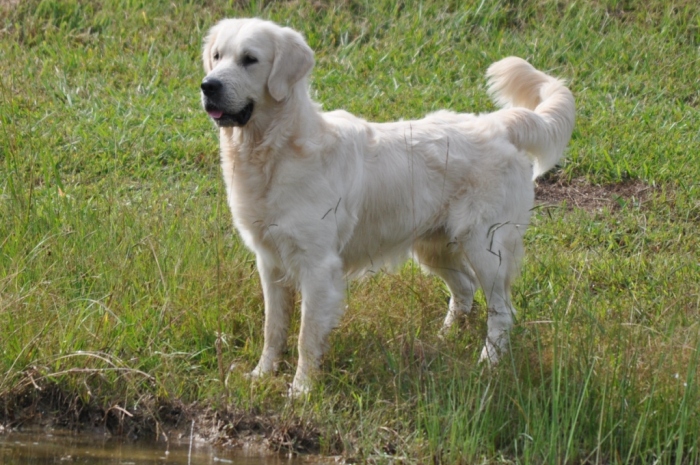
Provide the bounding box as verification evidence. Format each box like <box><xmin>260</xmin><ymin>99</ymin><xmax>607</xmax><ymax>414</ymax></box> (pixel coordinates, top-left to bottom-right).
<box><xmin>200</xmin><ymin>18</ymin><xmax>575</xmax><ymax>393</ymax></box>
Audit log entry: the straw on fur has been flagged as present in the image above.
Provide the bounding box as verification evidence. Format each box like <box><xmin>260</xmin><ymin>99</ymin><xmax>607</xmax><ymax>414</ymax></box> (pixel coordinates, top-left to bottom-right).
<box><xmin>200</xmin><ymin>18</ymin><xmax>575</xmax><ymax>393</ymax></box>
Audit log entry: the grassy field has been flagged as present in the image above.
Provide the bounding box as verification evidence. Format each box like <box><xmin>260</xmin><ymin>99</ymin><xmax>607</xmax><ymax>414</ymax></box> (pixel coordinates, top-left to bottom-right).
<box><xmin>1</xmin><ymin>0</ymin><xmax>700</xmax><ymax>462</ymax></box>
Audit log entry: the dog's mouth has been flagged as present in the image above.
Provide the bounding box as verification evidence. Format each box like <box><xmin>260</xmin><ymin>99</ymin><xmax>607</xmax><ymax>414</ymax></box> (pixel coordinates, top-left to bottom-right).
<box><xmin>205</xmin><ymin>102</ymin><xmax>254</xmax><ymax>127</ymax></box>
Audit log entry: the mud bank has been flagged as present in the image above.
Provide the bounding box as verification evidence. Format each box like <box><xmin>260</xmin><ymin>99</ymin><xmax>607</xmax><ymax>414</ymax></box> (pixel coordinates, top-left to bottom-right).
<box><xmin>0</xmin><ymin>377</ymin><xmax>334</xmax><ymax>458</ymax></box>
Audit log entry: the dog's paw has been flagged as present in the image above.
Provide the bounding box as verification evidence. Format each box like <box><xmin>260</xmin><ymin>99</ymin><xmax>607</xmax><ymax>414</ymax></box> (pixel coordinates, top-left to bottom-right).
<box><xmin>478</xmin><ymin>340</ymin><xmax>501</xmax><ymax>366</ymax></box>
<box><xmin>287</xmin><ymin>382</ymin><xmax>311</xmax><ymax>399</ymax></box>
<box><xmin>245</xmin><ymin>369</ymin><xmax>262</xmax><ymax>380</ymax></box>
<box><xmin>288</xmin><ymin>370</ymin><xmax>314</xmax><ymax>397</ymax></box>
<box><xmin>247</xmin><ymin>364</ymin><xmax>273</xmax><ymax>380</ymax></box>
<box><xmin>247</xmin><ymin>355</ymin><xmax>281</xmax><ymax>380</ymax></box>
<box><xmin>438</xmin><ymin>323</ymin><xmax>457</xmax><ymax>340</ymax></box>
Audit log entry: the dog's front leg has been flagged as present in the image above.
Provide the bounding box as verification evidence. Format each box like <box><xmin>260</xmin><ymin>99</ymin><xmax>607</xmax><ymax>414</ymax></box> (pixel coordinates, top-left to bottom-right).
<box><xmin>250</xmin><ymin>255</ymin><xmax>295</xmax><ymax>378</ymax></box>
<box><xmin>291</xmin><ymin>254</ymin><xmax>345</xmax><ymax>394</ymax></box>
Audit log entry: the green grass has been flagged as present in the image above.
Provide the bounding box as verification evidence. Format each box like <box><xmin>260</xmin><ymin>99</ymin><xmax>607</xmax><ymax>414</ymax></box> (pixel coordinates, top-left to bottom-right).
<box><xmin>2</xmin><ymin>0</ymin><xmax>700</xmax><ymax>462</ymax></box>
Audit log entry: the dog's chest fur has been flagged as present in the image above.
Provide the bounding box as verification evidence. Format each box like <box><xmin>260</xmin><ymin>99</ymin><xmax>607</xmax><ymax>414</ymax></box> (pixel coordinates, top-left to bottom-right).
<box><xmin>218</xmin><ymin>129</ymin><xmax>278</xmax><ymax>251</ymax></box>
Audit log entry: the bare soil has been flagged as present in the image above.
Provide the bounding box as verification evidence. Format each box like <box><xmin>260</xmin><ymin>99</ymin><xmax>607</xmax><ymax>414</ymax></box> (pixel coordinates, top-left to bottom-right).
<box><xmin>535</xmin><ymin>173</ymin><xmax>653</xmax><ymax>212</ymax></box>
<box><xmin>0</xmin><ymin>375</ymin><xmax>331</xmax><ymax>456</ymax></box>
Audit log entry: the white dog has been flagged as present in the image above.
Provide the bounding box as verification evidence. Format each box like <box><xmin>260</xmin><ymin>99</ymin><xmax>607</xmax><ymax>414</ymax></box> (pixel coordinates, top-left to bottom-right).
<box><xmin>200</xmin><ymin>18</ymin><xmax>575</xmax><ymax>393</ymax></box>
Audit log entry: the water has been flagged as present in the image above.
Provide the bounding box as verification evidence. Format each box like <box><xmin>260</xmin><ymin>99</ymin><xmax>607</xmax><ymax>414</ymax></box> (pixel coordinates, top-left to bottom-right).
<box><xmin>0</xmin><ymin>430</ymin><xmax>311</xmax><ymax>465</ymax></box>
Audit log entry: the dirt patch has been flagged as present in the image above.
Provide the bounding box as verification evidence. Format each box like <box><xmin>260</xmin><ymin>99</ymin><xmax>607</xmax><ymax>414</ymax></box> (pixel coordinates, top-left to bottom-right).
<box><xmin>1</xmin><ymin>378</ymin><xmax>189</xmax><ymax>439</ymax></box>
<box><xmin>0</xmin><ymin>375</ymin><xmax>333</xmax><ymax>456</ymax></box>
<box><xmin>535</xmin><ymin>174</ymin><xmax>653</xmax><ymax>212</ymax></box>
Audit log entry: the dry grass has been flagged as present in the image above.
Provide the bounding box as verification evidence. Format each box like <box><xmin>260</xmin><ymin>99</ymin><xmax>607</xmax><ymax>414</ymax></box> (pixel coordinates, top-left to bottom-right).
<box><xmin>2</xmin><ymin>0</ymin><xmax>699</xmax><ymax>463</ymax></box>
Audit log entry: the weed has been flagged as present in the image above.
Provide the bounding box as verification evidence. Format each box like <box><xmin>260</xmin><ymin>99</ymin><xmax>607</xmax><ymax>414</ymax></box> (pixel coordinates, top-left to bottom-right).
<box><xmin>1</xmin><ymin>0</ymin><xmax>699</xmax><ymax>463</ymax></box>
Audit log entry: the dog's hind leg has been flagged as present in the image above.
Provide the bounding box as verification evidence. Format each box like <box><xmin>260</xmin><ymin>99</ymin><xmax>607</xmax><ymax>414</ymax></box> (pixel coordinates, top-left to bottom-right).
<box><xmin>250</xmin><ymin>256</ymin><xmax>296</xmax><ymax>378</ymax></box>
<box><xmin>463</xmin><ymin>223</ymin><xmax>524</xmax><ymax>365</ymax></box>
<box><xmin>413</xmin><ymin>240</ymin><xmax>479</xmax><ymax>335</ymax></box>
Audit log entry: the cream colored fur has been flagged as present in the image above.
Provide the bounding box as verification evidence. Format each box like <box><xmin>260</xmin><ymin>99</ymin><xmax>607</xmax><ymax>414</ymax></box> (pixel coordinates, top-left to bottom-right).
<box><xmin>201</xmin><ymin>18</ymin><xmax>575</xmax><ymax>393</ymax></box>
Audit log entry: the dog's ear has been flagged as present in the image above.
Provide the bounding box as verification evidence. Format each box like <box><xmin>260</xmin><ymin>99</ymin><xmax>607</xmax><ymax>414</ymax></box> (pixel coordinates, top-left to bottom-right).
<box><xmin>268</xmin><ymin>27</ymin><xmax>315</xmax><ymax>101</ymax></box>
<box><xmin>202</xmin><ymin>23</ymin><xmax>221</xmax><ymax>73</ymax></box>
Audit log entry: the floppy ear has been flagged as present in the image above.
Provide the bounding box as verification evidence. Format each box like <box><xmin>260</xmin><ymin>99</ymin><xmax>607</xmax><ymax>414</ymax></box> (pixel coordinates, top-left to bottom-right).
<box><xmin>268</xmin><ymin>27</ymin><xmax>315</xmax><ymax>101</ymax></box>
<box><xmin>202</xmin><ymin>24</ymin><xmax>221</xmax><ymax>73</ymax></box>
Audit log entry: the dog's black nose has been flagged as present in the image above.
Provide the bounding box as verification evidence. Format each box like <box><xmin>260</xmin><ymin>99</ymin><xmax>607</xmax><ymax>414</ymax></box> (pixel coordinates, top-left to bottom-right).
<box><xmin>201</xmin><ymin>78</ymin><xmax>223</xmax><ymax>97</ymax></box>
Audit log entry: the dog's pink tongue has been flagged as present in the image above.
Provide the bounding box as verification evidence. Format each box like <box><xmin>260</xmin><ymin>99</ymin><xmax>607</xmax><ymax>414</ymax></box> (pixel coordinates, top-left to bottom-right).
<box><xmin>208</xmin><ymin>110</ymin><xmax>223</xmax><ymax>119</ymax></box>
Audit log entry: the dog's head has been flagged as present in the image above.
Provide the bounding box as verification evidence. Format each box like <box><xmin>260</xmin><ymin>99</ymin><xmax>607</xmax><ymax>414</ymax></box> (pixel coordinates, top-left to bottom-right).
<box><xmin>201</xmin><ymin>18</ymin><xmax>315</xmax><ymax>128</ymax></box>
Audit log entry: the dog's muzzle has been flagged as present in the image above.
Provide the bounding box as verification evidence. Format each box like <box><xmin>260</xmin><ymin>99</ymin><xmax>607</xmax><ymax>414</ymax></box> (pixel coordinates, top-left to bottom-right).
<box><xmin>201</xmin><ymin>77</ymin><xmax>254</xmax><ymax>127</ymax></box>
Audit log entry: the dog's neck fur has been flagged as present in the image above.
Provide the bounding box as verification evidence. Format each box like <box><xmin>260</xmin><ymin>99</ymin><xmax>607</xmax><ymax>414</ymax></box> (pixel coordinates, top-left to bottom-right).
<box><xmin>223</xmin><ymin>79</ymin><xmax>325</xmax><ymax>164</ymax></box>
<box><xmin>218</xmin><ymin>78</ymin><xmax>328</xmax><ymax>241</ymax></box>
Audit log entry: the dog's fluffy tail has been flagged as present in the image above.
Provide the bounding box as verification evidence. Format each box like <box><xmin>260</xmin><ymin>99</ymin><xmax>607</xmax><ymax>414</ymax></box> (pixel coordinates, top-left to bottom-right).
<box><xmin>486</xmin><ymin>57</ymin><xmax>575</xmax><ymax>179</ymax></box>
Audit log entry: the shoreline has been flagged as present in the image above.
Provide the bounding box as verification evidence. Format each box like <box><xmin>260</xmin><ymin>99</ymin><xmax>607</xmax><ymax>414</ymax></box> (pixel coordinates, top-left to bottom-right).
<box><xmin>0</xmin><ymin>377</ymin><xmax>329</xmax><ymax>458</ymax></box>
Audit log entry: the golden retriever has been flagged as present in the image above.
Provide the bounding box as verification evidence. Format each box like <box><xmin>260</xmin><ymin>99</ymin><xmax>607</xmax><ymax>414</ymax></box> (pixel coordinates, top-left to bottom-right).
<box><xmin>200</xmin><ymin>18</ymin><xmax>575</xmax><ymax>393</ymax></box>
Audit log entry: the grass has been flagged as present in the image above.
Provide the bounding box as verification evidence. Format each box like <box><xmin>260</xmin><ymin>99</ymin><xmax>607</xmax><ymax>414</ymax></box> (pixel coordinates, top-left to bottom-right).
<box><xmin>1</xmin><ymin>0</ymin><xmax>700</xmax><ymax>462</ymax></box>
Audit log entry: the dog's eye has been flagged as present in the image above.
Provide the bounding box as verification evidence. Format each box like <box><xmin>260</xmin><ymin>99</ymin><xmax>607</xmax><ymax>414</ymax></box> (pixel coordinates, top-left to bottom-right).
<box><xmin>242</xmin><ymin>54</ymin><xmax>258</xmax><ymax>67</ymax></box>
<box><xmin>213</xmin><ymin>51</ymin><xmax>220</xmax><ymax>61</ymax></box>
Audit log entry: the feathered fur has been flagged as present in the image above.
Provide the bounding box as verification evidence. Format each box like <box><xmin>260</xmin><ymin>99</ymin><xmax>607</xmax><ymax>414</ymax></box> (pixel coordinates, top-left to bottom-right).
<box><xmin>200</xmin><ymin>18</ymin><xmax>575</xmax><ymax>393</ymax></box>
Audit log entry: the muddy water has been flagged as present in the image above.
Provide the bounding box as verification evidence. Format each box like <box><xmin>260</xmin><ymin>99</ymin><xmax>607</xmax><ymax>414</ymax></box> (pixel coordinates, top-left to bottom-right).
<box><xmin>0</xmin><ymin>430</ymin><xmax>312</xmax><ymax>464</ymax></box>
